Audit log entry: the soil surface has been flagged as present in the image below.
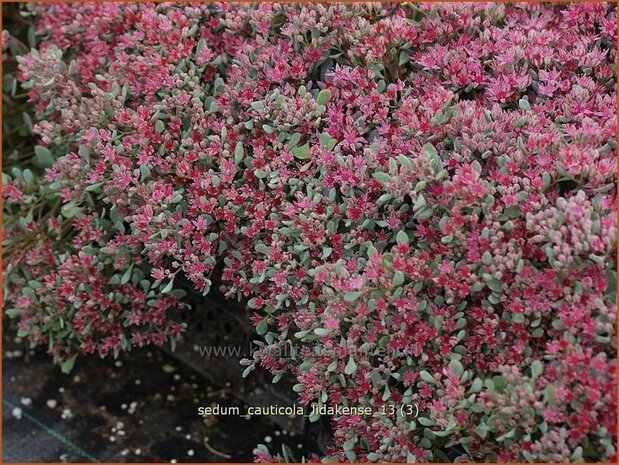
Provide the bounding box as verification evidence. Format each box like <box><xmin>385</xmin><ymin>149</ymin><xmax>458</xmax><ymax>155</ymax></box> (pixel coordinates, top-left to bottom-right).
<box><xmin>2</xmin><ymin>331</ymin><xmax>319</xmax><ymax>462</ymax></box>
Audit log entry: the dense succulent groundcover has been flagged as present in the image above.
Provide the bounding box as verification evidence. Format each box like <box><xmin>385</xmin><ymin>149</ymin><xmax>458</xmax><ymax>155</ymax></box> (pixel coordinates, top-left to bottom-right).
<box><xmin>2</xmin><ymin>2</ymin><xmax>617</xmax><ymax>462</ymax></box>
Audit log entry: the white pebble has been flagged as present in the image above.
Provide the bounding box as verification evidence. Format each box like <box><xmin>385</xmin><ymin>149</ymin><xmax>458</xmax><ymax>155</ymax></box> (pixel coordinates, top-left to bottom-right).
<box><xmin>128</xmin><ymin>401</ymin><xmax>138</xmax><ymax>414</ymax></box>
<box><xmin>187</xmin><ymin>449</ymin><xmax>194</xmax><ymax>457</ymax></box>
<box><xmin>173</xmin><ymin>374</ymin><xmax>181</xmax><ymax>381</ymax></box>
<box><xmin>20</xmin><ymin>397</ymin><xmax>32</xmax><ymax>407</ymax></box>
<box><xmin>171</xmin><ymin>460</ymin><xmax>177</xmax><ymax>464</ymax></box>
<box><xmin>264</xmin><ymin>435</ymin><xmax>272</xmax><ymax>443</ymax></box>
<box><xmin>162</xmin><ymin>364</ymin><xmax>176</xmax><ymax>373</ymax></box>
<box><xmin>120</xmin><ymin>449</ymin><xmax>129</xmax><ymax>456</ymax></box>
<box><xmin>135</xmin><ymin>379</ymin><xmax>142</xmax><ymax>385</ymax></box>
<box><xmin>134</xmin><ymin>449</ymin><xmax>141</xmax><ymax>455</ymax></box>
<box><xmin>185</xmin><ymin>434</ymin><xmax>191</xmax><ymax>440</ymax></box>
<box><xmin>12</xmin><ymin>407</ymin><xmax>23</xmax><ymax>420</ymax></box>
<box><xmin>47</xmin><ymin>399</ymin><xmax>58</xmax><ymax>409</ymax></box>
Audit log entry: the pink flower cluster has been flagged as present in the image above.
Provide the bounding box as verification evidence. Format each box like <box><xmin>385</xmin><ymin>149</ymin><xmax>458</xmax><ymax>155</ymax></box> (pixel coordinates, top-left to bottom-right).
<box><xmin>3</xmin><ymin>2</ymin><xmax>616</xmax><ymax>462</ymax></box>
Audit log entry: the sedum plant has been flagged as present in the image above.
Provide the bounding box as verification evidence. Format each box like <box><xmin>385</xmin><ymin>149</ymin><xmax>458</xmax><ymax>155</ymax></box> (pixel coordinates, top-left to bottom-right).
<box><xmin>3</xmin><ymin>2</ymin><xmax>616</xmax><ymax>462</ymax></box>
